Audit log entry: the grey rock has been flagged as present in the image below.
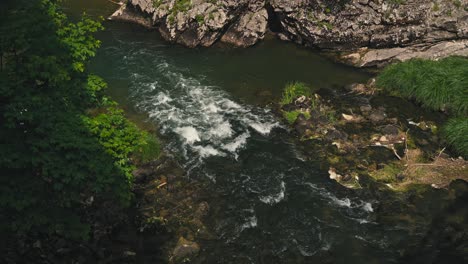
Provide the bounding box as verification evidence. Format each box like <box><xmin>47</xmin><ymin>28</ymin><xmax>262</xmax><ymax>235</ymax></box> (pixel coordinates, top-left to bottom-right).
<box><xmin>112</xmin><ymin>0</ymin><xmax>467</xmax><ymax>65</ymax></box>
<box><xmin>172</xmin><ymin>237</ymin><xmax>200</xmax><ymax>261</ymax></box>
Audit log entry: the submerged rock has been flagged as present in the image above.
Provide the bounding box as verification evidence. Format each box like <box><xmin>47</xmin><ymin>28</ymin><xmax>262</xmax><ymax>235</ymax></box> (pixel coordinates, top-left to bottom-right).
<box><xmin>172</xmin><ymin>237</ymin><xmax>200</xmax><ymax>262</ymax></box>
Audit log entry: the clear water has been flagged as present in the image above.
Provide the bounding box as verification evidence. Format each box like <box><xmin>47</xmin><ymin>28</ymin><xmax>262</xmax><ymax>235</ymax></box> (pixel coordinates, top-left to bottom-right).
<box><xmin>64</xmin><ymin>1</ymin><xmax>421</xmax><ymax>263</ymax></box>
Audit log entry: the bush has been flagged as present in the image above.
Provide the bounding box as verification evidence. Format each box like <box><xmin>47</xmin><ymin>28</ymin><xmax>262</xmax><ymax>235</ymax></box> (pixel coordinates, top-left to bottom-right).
<box><xmin>280</xmin><ymin>82</ymin><xmax>312</xmax><ymax>105</ymax></box>
<box><xmin>443</xmin><ymin>117</ymin><xmax>468</xmax><ymax>158</ymax></box>
<box><xmin>376</xmin><ymin>57</ymin><xmax>468</xmax><ymax>116</ymax></box>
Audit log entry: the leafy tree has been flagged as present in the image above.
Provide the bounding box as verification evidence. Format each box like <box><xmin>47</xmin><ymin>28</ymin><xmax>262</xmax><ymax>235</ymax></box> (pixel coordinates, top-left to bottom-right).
<box><xmin>0</xmin><ymin>0</ymin><xmax>159</xmax><ymax>244</ymax></box>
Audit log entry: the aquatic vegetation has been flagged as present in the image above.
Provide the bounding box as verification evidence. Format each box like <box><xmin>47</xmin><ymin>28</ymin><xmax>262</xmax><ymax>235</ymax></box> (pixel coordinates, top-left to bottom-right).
<box><xmin>376</xmin><ymin>57</ymin><xmax>468</xmax><ymax>116</ymax></box>
<box><xmin>280</xmin><ymin>82</ymin><xmax>312</xmax><ymax>105</ymax></box>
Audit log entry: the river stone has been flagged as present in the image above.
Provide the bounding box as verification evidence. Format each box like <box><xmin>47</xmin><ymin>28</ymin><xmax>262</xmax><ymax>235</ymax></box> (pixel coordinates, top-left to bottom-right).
<box><xmin>325</xmin><ymin>129</ymin><xmax>348</xmax><ymax>141</ymax></box>
<box><xmin>194</xmin><ymin>201</ymin><xmax>210</xmax><ymax>219</ymax></box>
<box><xmin>382</xmin><ymin>125</ymin><xmax>399</xmax><ymax>136</ymax></box>
<box><xmin>368</xmin><ymin>109</ymin><xmax>386</xmax><ymax>123</ymax></box>
<box><xmin>172</xmin><ymin>237</ymin><xmax>200</xmax><ymax>261</ymax></box>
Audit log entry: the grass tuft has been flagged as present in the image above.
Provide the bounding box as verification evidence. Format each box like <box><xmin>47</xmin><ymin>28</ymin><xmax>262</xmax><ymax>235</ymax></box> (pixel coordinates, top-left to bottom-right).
<box><xmin>376</xmin><ymin>57</ymin><xmax>468</xmax><ymax>116</ymax></box>
<box><xmin>280</xmin><ymin>82</ymin><xmax>312</xmax><ymax>106</ymax></box>
<box><xmin>443</xmin><ymin>117</ymin><xmax>468</xmax><ymax>158</ymax></box>
<box><xmin>282</xmin><ymin>110</ymin><xmax>310</xmax><ymax>124</ymax></box>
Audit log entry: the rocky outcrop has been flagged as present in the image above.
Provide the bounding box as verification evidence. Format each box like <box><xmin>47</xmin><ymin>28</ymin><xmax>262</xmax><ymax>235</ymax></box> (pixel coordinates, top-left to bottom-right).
<box><xmin>111</xmin><ymin>0</ymin><xmax>468</xmax><ymax>66</ymax></box>
<box><xmin>111</xmin><ymin>0</ymin><xmax>269</xmax><ymax>48</ymax></box>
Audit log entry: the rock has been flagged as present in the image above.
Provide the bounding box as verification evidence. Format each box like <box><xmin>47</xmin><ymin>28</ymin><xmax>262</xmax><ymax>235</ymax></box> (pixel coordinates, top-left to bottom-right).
<box><xmin>342</xmin><ymin>113</ymin><xmax>354</xmax><ymax>121</ymax></box>
<box><xmin>295</xmin><ymin>95</ymin><xmax>307</xmax><ymax>104</ymax></box>
<box><xmin>341</xmin><ymin>113</ymin><xmax>363</xmax><ymax>122</ymax></box>
<box><xmin>325</xmin><ymin>129</ymin><xmax>348</xmax><ymax>141</ymax></box>
<box><xmin>360</xmin><ymin>105</ymin><xmax>372</xmax><ymax>113</ymax></box>
<box><xmin>345</xmin><ymin>83</ymin><xmax>374</xmax><ymax>94</ymax></box>
<box><xmin>382</xmin><ymin>124</ymin><xmax>399</xmax><ymax>136</ymax></box>
<box><xmin>113</xmin><ymin>0</ymin><xmax>467</xmax><ymax>65</ymax></box>
<box><xmin>294</xmin><ymin>114</ymin><xmax>313</xmax><ymax>135</ymax></box>
<box><xmin>221</xmin><ymin>8</ymin><xmax>268</xmax><ymax>47</ymax></box>
<box><xmin>123</xmin><ymin>251</ymin><xmax>137</xmax><ymax>257</ymax></box>
<box><xmin>194</xmin><ymin>201</ymin><xmax>210</xmax><ymax>219</ymax></box>
<box><xmin>368</xmin><ymin>109</ymin><xmax>386</xmax><ymax>123</ymax></box>
<box><xmin>328</xmin><ymin>167</ymin><xmax>342</xmax><ymax>181</ymax></box>
<box><xmin>172</xmin><ymin>237</ymin><xmax>200</xmax><ymax>261</ymax></box>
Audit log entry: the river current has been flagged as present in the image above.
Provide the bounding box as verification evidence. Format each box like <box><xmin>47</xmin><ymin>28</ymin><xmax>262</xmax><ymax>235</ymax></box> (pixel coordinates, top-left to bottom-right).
<box><xmin>65</xmin><ymin>1</ymin><xmax>418</xmax><ymax>263</ymax></box>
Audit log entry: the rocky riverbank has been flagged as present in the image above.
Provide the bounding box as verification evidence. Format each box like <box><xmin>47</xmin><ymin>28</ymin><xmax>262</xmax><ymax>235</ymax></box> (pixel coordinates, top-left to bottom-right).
<box><xmin>110</xmin><ymin>0</ymin><xmax>468</xmax><ymax>67</ymax></box>
<box><xmin>277</xmin><ymin>81</ymin><xmax>468</xmax><ymax>190</ymax></box>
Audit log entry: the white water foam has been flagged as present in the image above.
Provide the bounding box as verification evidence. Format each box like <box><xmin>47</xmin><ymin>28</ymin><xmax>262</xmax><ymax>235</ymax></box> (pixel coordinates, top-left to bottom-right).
<box><xmin>305</xmin><ymin>182</ymin><xmax>373</xmax><ymax>214</ymax></box>
<box><xmin>175</xmin><ymin>126</ymin><xmax>201</xmax><ymax>144</ymax></box>
<box><xmin>260</xmin><ymin>181</ymin><xmax>286</xmax><ymax>205</ymax></box>
<box><xmin>241</xmin><ymin>215</ymin><xmax>258</xmax><ymax>231</ymax></box>
<box><xmin>128</xmin><ymin>57</ymin><xmax>280</xmax><ymax>167</ymax></box>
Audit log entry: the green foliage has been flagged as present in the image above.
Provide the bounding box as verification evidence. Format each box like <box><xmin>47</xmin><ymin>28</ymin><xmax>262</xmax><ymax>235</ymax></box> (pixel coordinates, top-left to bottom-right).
<box><xmin>282</xmin><ymin>110</ymin><xmax>310</xmax><ymax>125</ymax></box>
<box><xmin>0</xmin><ymin>0</ymin><xmax>160</xmax><ymax>242</ymax></box>
<box><xmin>134</xmin><ymin>133</ymin><xmax>161</xmax><ymax>164</ymax></box>
<box><xmin>377</xmin><ymin>57</ymin><xmax>468</xmax><ymax>158</ymax></box>
<box><xmin>376</xmin><ymin>57</ymin><xmax>468</xmax><ymax>116</ymax></box>
<box><xmin>280</xmin><ymin>82</ymin><xmax>312</xmax><ymax>105</ymax></box>
<box><xmin>172</xmin><ymin>0</ymin><xmax>192</xmax><ymax>13</ymax></box>
<box><xmin>443</xmin><ymin>117</ymin><xmax>468</xmax><ymax>158</ymax></box>
<box><xmin>195</xmin><ymin>14</ymin><xmax>205</xmax><ymax>25</ymax></box>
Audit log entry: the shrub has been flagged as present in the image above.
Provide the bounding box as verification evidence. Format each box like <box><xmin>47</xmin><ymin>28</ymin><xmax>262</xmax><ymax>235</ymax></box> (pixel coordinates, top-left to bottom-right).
<box><xmin>280</xmin><ymin>82</ymin><xmax>312</xmax><ymax>105</ymax></box>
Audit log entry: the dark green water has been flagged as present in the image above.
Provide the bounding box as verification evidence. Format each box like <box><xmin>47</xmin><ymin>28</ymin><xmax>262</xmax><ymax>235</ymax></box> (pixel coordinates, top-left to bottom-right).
<box><xmin>64</xmin><ymin>1</ymin><xmax>427</xmax><ymax>263</ymax></box>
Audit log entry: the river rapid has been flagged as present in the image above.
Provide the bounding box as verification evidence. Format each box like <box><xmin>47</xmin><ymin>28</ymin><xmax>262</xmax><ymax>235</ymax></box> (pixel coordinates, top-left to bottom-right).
<box><xmin>63</xmin><ymin>1</ymin><xmax>453</xmax><ymax>263</ymax></box>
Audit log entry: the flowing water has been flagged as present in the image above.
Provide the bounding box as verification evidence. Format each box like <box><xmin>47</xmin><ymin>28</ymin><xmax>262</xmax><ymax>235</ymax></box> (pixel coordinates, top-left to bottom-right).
<box><xmin>64</xmin><ymin>1</ymin><xmax>431</xmax><ymax>263</ymax></box>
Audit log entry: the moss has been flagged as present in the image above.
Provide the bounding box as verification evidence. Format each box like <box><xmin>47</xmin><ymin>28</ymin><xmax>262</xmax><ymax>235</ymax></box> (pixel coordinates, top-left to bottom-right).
<box><xmin>370</xmin><ymin>162</ymin><xmax>404</xmax><ymax>183</ymax></box>
<box><xmin>195</xmin><ymin>14</ymin><xmax>204</xmax><ymax>25</ymax></box>
<box><xmin>282</xmin><ymin>110</ymin><xmax>310</xmax><ymax>125</ymax></box>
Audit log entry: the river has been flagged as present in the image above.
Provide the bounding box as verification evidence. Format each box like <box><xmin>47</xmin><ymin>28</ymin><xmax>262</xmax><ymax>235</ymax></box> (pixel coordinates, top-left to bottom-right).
<box><xmin>64</xmin><ymin>1</ymin><xmax>430</xmax><ymax>263</ymax></box>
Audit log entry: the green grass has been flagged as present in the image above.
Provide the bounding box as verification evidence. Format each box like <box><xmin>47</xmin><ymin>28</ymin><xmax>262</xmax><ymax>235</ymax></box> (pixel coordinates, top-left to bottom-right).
<box><xmin>376</xmin><ymin>57</ymin><xmax>468</xmax><ymax>116</ymax></box>
<box><xmin>280</xmin><ymin>82</ymin><xmax>312</xmax><ymax>106</ymax></box>
<box><xmin>134</xmin><ymin>132</ymin><xmax>161</xmax><ymax>164</ymax></box>
<box><xmin>443</xmin><ymin>117</ymin><xmax>468</xmax><ymax>158</ymax></box>
<box><xmin>377</xmin><ymin>57</ymin><xmax>468</xmax><ymax>158</ymax></box>
<box><xmin>282</xmin><ymin>110</ymin><xmax>310</xmax><ymax>124</ymax></box>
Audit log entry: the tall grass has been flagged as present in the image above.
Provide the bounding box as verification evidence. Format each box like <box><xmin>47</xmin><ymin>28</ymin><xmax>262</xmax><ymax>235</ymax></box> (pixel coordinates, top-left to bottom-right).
<box><xmin>280</xmin><ymin>82</ymin><xmax>312</xmax><ymax>105</ymax></box>
<box><xmin>443</xmin><ymin>117</ymin><xmax>468</xmax><ymax>158</ymax></box>
<box><xmin>377</xmin><ymin>57</ymin><xmax>468</xmax><ymax>157</ymax></box>
<box><xmin>376</xmin><ymin>57</ymin><xmax>468</xmax><ymax>116</ymax></box>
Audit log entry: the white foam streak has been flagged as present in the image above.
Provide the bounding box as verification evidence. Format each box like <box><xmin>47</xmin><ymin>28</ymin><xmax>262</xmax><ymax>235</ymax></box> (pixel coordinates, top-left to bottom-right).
<box><xmin>175</xmin><ymin>126</ymin><xmax>200</xmax><ymax>144</ymax></box>
<box><xmin>260</xmin><ymin>181</ymin><xmax>286</xmax><ymax>205</ymax></box>
<box><xmin>305</xmin><ymin>182</ymin><xmax>373</xmax><ymax>213</ymax></box>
